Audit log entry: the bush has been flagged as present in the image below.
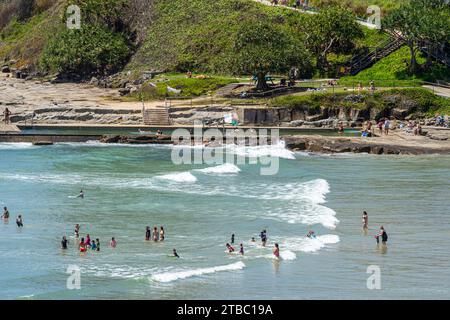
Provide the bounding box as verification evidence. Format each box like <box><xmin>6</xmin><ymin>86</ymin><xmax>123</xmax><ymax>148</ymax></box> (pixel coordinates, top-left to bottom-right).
<box><xmin>40</xmin><ymin>25</ymin><xmax>130</xmax><ymax>76</ymax></box>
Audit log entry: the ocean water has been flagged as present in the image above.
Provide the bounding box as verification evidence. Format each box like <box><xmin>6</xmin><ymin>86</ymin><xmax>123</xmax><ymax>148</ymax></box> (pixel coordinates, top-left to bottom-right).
<box><xmin>0</xmin><ymin>142</ymin><xmax>449</xmax><ymax>299</ymax></box>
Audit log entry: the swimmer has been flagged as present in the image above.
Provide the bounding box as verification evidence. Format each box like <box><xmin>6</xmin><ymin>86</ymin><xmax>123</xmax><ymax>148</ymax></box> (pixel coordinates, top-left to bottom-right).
<box><xmin>362</xmin><ymin>211</ymin><xmax>369</xmax><ymax>229</ymax></box>
<box><xmin>159</xmin><ymin>226</ymin><xmax>165</xmax><ymax>241</ymax></box>
<box><xmin>306</xmin><ymin>230</ymin><xmax>316</xmax><ymax>239</ymax></box>
<box><xmin>239</xmin><ymin>243</ymin><xmax>244</xmax><ymax>255</ymax></box>
<box><xmin>61</xmin><ymin>236</ymin><xmax>68</xmax><ymax>250</ymax></box>
<box><xmin>173</xmin><ymin>249</ymin><xmax>180</xmax><ymax>258</ymax></box>
<box><xmin>273</xmin><ymin>243</ymin><xmax>280</xmax><ymax>259</ymax></box>
<box><xmin>110</xmin><ymin>237</ymin><xmax>117</xmax><ymax>248</ymax></box>
<box><xmin>85</xmin><ymin>234</ymin><xmax>91</xmax><ymax>247</ymax></box>
<box><xmin>153</xmin><ymin>227</ymin><xmax>159</xmax><ymax>242</ymax></box>
<box><xmin>79</xmin><ymin>238</ymin><xmax>87</xmax><ymax>252</ymax></box>
<box><xmin>77</xmin><ymin>190</ymin><xmax>84</xmax><ymax>199</ymax></box>
<box><xmin>251</xmin><ymin>237</ymin><xmax>256</xmax><ymax>242</ymax></box>
<box><xmin>16</xmin><ymin>215</ymin><xmax>23</xmax><ymax>227</ymax></box>
<box><xmin>260</xmin><ymin>229</ymin><xmax>267</xmax><ymax>247</ymax></box>
<box><xmin>1</xmin><ymin>207</ymin><xmax>9</xmax><ymax>220</ymax></box>
<box><xmin>74</xmin><ymin>224</ymin><xmax>80</xmax><ymax>237</ymax></box>
<box><xmin>375</xmin><ymin>226</ymin><xmax>388</xmax><ymax>245</ymax></box>
<box><xmin>226</xmin><ymin>243</ymin><xmax>235</xmax><ymax>253</ymax></box>
<box><xmin>90</xmin><ymin>240</ymin><xmax>97</xmax><ymax>251</ymax></box>
<box><xmin>145</xmin><ymin>226</ymin><xmax>151</xmax><ymax>241</ymax></box>
<box><xmin>96</xmin><ymin>239</ymin><xmax>100</xmax><ymax>252</ymax></box>
<box><xmin>231</xmin><ymin>234</ymin><xmax>235</xmax><ymax>244</ymax></box>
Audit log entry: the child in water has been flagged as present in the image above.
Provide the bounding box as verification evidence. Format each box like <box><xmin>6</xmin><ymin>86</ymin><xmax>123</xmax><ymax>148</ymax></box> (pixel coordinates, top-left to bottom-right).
<box><xmin>75</xmin><ymin>224</ymin><xmax>80</xmax><ymax>237</ymax></box>
<box><xmin>96</xmin><ymin>239</ymin><xmax>100</xmax><ymax>252</ymax></box>
<box><xmin>90</xmin><ymin>240</ymin><xmax>97</xmax><ymax>251</ymax></box>
<box><xmin>110</xmin><ymin>237</ymin><xmax>117</xmax><ymax>248</ymax></box>
<box><xmin>226</xmin><ymin>243</ymin><xmax>235</xmax><ymax>253</ymax></box>
<box><xmin>79</xmin><ymin>238</ymin><xmax>87</xmax><ymax>253</ymax></box>
<box><xmin>239</xmin><ymin>244</ymin><xmax>244</xmax><ymax>255</ymax></box>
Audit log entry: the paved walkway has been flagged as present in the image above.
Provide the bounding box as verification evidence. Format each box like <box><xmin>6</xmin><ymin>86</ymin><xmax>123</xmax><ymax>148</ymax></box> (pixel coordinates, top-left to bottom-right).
<box><xmin>0</xmin><ymin>123</ymin><xmax>21</xmax><ymax>133</ymax></box>
<box><xmin>422</xmin><ymin>85</ymin><xmax>450</xmax><ymax>98</ymax></box>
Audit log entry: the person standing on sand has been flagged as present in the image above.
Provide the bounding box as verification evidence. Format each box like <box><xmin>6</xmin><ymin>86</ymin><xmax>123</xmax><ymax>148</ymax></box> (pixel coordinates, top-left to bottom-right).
<box><xmin>384</xmin><ymin>119</ymin><xmax>391</xmax><ymax>136</ymax></box>
<box><xmin>3</xmin><ymin>108</ymin><xmax>11</xmax><ymax>124</ymax></box>
<box><xmin>377</xmin><ymin>120</ymin><xmax>384</xmax><ymax>135</ymax></box>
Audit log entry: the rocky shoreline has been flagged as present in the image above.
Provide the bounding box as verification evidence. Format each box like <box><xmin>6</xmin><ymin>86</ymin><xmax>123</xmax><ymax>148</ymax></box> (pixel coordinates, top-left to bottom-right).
<box><xmin>283</xmin><ymin>135</ymin><xmax>450</xmax><ymax>155</ymax></box>
<box><xmin>95</xmin><ymin>129</ymin><xmax>450</xmax><ymax>155</ymax></box>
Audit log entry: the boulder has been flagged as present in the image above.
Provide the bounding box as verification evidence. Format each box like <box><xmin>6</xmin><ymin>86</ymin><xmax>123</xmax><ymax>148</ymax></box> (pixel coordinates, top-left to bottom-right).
<box><xmin>1</xmin><ymin>65</ymin><xmax>10</xmax><ymax>73</ymax></box>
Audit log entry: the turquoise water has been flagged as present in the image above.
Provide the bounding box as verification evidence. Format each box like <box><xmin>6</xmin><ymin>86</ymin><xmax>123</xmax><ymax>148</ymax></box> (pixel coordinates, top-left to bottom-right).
<box><xmin>0</xmin><ymin>142</ymin><xmax>449</xmax><ymax>299</ymax></box>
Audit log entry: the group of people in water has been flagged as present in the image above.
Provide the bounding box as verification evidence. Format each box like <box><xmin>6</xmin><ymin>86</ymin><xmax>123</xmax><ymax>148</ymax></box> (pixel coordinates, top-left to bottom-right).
<box><xmin>362</xmin><ymin>211</ymin><xmax>389</xmax><ymax>245</ymax></box>
<box><xmin>1</xmin><ymin>207</ymin><xmax>24</xmax><ymax>227</ymax></box>
<box><xmin>3</xmin><ymin>191</ymin><xmax>388</xmax><ymax>262</ymax></box>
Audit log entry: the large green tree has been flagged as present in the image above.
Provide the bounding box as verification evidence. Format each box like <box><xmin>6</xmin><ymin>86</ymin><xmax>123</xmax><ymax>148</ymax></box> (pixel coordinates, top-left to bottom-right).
<box><xmin>232</xmin><ymin>21</ymin><xmax>312</xmax><ymax>91</ymax></box>
<box><xmin>302</xmin><ymin>5</ymin><xmax>363</xmax><ymax>73</ymax></box>
<box><xmin>384</xmin><ymin>0</ymin><xmax>450</xmax><ymax>74</ymax></box>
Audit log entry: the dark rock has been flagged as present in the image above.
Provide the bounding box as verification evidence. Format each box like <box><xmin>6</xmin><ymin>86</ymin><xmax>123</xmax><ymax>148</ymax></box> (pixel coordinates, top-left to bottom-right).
<box><xmin>119</xmin><ymin>87</ymin><xmax>131</xmax><ymax>96</ymax></box>
<box><xmin>1</xmin><ymin>65</ymin><xmax>10</xmax><ymax>73</ymax></box>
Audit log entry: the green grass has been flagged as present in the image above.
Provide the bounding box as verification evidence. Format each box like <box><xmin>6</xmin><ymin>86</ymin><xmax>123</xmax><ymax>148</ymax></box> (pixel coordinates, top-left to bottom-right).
<box><xmin>0</xmin><ymin>1</ymin><xmax>64</xmax><ymax>69</ymax></box>
<box><xmin>124</xmin><ymin>74</ymin><xmax>241</xmax><ymax>100</ymax></box>
<box><xmin>339</xmin><ymin>46</ymin><xmax>450</xmax><ymax>86</ymax></box>
<box><xmin>268</xmin><ymin>88</ymin><xmax>450</xmax><ymax>116</ymax></box>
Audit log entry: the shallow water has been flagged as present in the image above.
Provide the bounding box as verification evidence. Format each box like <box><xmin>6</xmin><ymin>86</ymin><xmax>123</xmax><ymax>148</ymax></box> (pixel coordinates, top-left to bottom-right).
<box><xmin>0</xmin><ymin>142</ymin><xmax>449</xmax><ymax>299</ymax></box>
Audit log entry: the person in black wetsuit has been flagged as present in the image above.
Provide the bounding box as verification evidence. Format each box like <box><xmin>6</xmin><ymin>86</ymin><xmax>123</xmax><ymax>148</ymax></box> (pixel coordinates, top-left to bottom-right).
<box><xmin>260</xmin><ymin>229</ymin><xmax>267</xmax><ymax>247</ymax></box>
<box><xmin>61</xmin><ymin>236</ymin><xmax>68</xmax><ymax>249</ymax></box>
<box><xmin>173</xmin><ymin>249</ymin><xmax>180</xmax><ymax>258</ymax></box>
<box><xmin>145</xmin><ymin>226</ymin><xmax>151</xmax><ymax>241</ymax></box>
<box><xmin>231</xmin><ymin>234</ymin><xmax>235</xmax><ymax>244</ymax></box>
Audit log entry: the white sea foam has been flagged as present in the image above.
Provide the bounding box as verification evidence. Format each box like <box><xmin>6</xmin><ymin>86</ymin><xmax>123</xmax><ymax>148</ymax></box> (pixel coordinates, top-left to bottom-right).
<box><xmin>155</xmin><ymin>172</ymin><xmax>198</xmax><ymax>183</ymax></box>
<box><xmin>150</xmin><ymin>261</ymin><xmax>245</xmax><ymax>283</ymax></box>
<box><xmin>225</xmin><ymin>140</ymin><xmax>296</xmax><ymax>160</ymax></box>
<box><xmin>274</xmin><ymin>235</ymin><xmax>340</xmax><ymax>253</ymax></box>
<box><xmin>0</xmin><ymin>143</ymin><xmax>36</xmax><ymax>150</ymax></box>
<box><xmin>195</xmin><ymin>163</ymin><xmax>241</xmax><ymax>174</ymax></box>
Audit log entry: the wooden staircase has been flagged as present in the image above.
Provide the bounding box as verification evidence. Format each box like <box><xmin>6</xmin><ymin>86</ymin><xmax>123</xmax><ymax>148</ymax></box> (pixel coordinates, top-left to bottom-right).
<box><xmin>345</xmin><ymin>37</ymin><xmax>405</xmax><ymax>76</ymax></box>
<box><xmin>143</xmin><ymin>107</ymin><xmax>171</xmax><ymax>125</ymax></box>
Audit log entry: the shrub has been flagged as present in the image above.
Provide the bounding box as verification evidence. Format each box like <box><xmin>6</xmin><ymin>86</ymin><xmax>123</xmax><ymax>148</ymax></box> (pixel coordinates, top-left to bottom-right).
<box><xmin>40</xmin><ymin>25</ymin><xmax>130</xmax><ymax>76</ymax></box>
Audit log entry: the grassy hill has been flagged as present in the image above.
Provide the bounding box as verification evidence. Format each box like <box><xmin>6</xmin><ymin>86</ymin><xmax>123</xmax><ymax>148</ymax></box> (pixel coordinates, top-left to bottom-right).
<box><xmin>0</xmin><ymin>0</ymin><xmax>447</xmax><ymax>86</ymax></box>
<box><xmin>340</xmin><ymin>46</ymin><xmax>450</xmax><ymax>86</ymax></box>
